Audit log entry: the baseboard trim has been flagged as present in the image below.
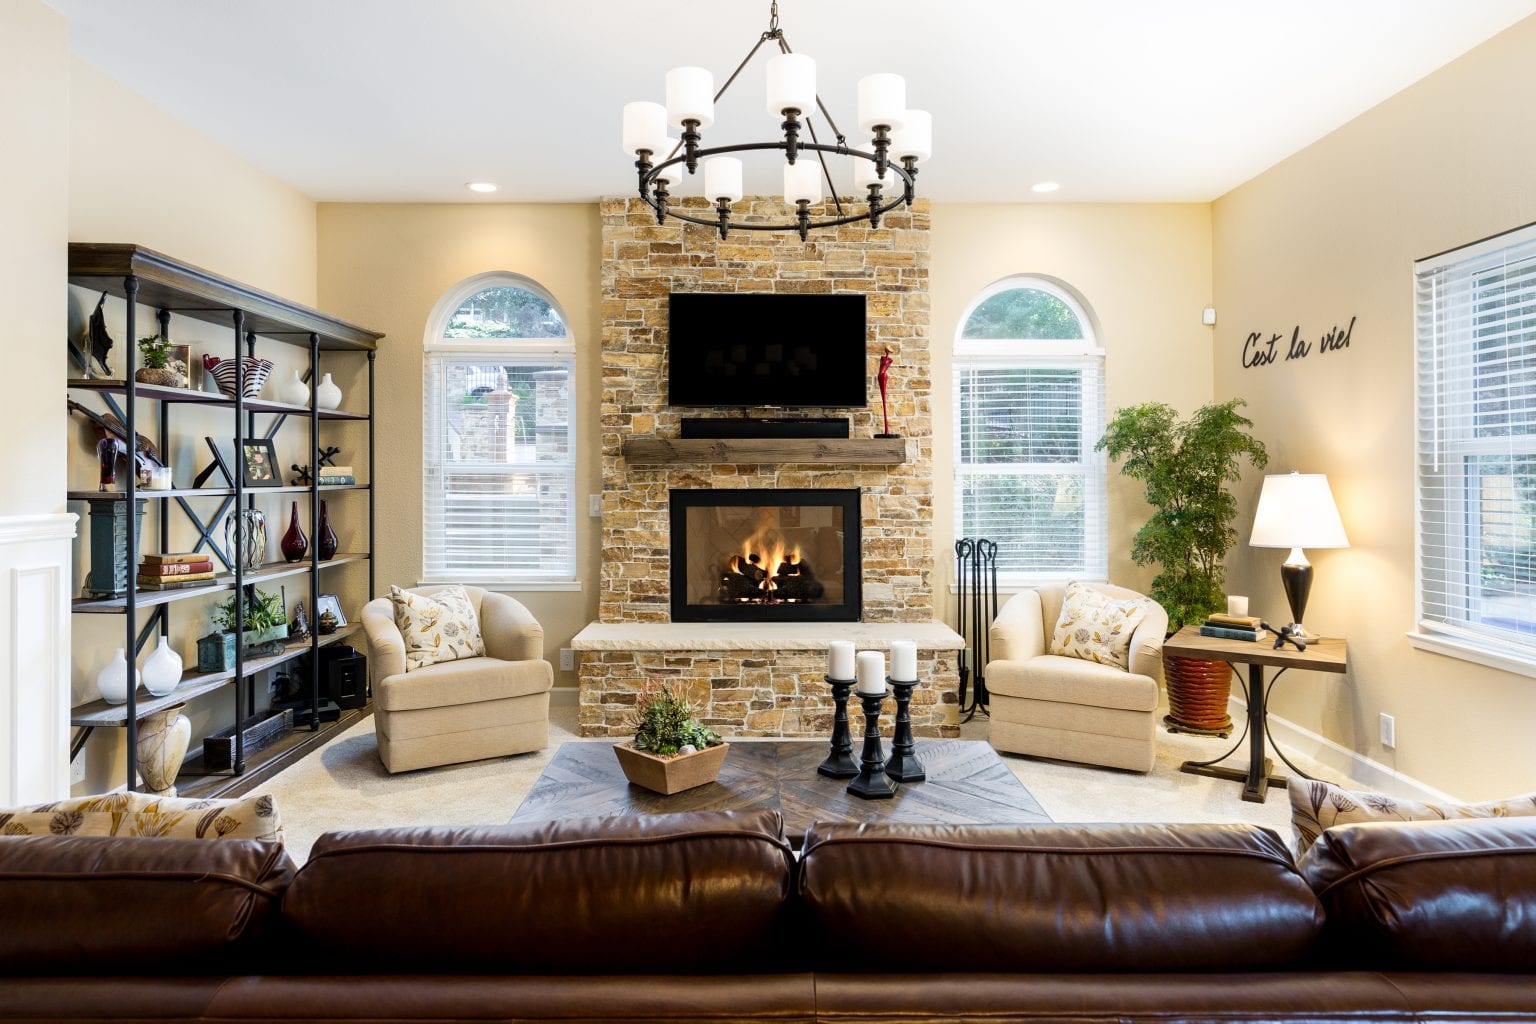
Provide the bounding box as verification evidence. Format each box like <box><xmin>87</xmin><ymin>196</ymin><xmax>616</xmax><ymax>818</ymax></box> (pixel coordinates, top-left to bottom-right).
<box><xmin>550</xmin><ymin>687</ymin><xmax>577</xmax><ymax>707</ymax></box>
<box><xmin>1228</xmin><ymin>695</ymin><xmax>1456</xmax><ymax>802</ymax></box>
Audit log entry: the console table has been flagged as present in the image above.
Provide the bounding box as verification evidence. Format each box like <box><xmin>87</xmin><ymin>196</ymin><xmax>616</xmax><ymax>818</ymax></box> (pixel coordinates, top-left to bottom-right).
<box><xmin>1163</xmin><ymin>628</ymin><xmax>1347</xmax><ymax>803</ymax></box>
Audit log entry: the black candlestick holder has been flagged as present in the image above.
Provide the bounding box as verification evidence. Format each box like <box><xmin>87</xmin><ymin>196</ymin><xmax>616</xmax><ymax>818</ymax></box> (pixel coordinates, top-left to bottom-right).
<box><xmin>847</xmin><ymin>690</ymin><xmax>899</xmax><ymax>800</ymax></box>
<box><xmin>884</xmin><ymin>677</ymin><xmax>926</xmax><ymax>782</ymax></box>
<box><xmin>818</xmin><ymin>675</ymin><xmax>859</xmax><ymax>779</ymax></box>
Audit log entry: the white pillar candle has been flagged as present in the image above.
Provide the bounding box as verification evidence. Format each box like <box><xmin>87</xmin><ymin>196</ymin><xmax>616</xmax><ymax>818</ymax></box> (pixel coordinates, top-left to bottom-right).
<box><xmin>890</xmin><ymin>640</ymin><xmax>917</xmax><ymax>682</ymax></box>
<box><xmin>1227</xmin><ymin>595</ymin><xmax>1249</xmax><ymax>617</ymax></box>
<box><xmin>856</xmin><ymin>650</ymin><xmax>886</xmax><ymax>695</ymax></box>
<box><xmin>828</xmin><ymin>640</ymin><xmax>855</xmax><ymax>680</ymax></box>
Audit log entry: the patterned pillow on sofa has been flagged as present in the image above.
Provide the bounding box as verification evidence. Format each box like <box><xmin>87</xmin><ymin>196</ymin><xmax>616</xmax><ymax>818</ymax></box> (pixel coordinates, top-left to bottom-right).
<box><xmin>0</xmin><ymin>792</ymin><xmax>282</xmax><ymax>843</ymax></box>
<box><xmin>1291</xmin><ymin>778</ymin><xmax>1536</xmax><ymax>856</ymax></box>
<box><xmin>391</xmin><ymin>584</ymin><xmax>486</xmax><ymax>671</ymax></box>
<box><xmin>1050</xmin><ymin>580</ymin><xmax>1148</xmax><ymax>670</ymax></box>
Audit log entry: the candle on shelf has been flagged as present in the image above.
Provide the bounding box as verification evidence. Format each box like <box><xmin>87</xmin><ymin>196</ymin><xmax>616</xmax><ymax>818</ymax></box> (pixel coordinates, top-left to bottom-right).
<box><xmin>856</xmin><ymin>651</ymin><xmax>887</xmax><ymax>695</ymax></box>
<box><xmin>1227</xmin><ymin>595</ymin><xmax>1249</xmax><ymax>617</ymax></box>
<box><xmin>890</xmin><ymin>640</ymin><xmax>917</xmax><ymax>682</ymax></box>
<box><xmin>828</xmin><ymin>640</ymin><xmax>855</xmax><ymax>680</ymax></box>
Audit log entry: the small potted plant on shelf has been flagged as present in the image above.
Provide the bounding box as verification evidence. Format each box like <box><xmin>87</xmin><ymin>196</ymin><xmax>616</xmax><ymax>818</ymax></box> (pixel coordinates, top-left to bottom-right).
<box><xmin>135</xmin><ymin>335</ymin><xmax>182</xmax><ymax>388</ymax></box>
<box><xmin>612</xmin><ymin>681</ymin><xmax>728</xmax><ymax>795</ymax></box>
<box><xmin>197</xmin><ymin>585</ymin><xmax>290</xmax><ymax>671</ymax></box>
<box><xmin>1096</xmin><ymin>399</ymin><xmax>1268</xmax><ymax>736</ymax></box>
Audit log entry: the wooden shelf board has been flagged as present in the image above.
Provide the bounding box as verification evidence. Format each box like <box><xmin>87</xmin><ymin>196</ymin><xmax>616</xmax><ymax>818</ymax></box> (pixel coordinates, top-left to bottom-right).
<box><xmin>70</xmin><ymin>624</ymin><xmax>363</xmax><ymax>726</ymax></box>
<box><xmin>69</xmin><ymin>379</ymin><xmax>368</xmax><ymax>420</ymax></box>
<box><xmin>71</xmin><ymin>553</ymin><xmax>370</xmax><ymax>614</ymax></box>
<box><xmin>621</xmin><ymin>436</ymin><xmax>909</xmax><ymax>465</ymax></box>
<box><xmin>68</xmin><ymin>484</ymin><xmax>369</xmax><ymax>502</ymax></box>
<box><xmin>173</xmin><ymin>702</ymin><xmax>372</xmax><ymax>800</ymax></box>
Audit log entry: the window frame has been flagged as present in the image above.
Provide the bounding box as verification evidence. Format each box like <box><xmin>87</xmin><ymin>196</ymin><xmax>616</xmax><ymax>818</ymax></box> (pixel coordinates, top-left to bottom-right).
<box><xmin>952</xmin><ymin>276</ymin><xmax>1108</xmax><ymax>586</ymax></box>
<box><xmin>420</xmin><ymin>272</ymin><xmax>579</xmax><ymax>591</ymax></box>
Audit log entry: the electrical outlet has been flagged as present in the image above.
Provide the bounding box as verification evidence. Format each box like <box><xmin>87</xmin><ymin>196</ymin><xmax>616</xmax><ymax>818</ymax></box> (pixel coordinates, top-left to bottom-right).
<box><xmin>560</xmin><ymin>648</ymin><xmax>575</xmax><ymax>672</ymax></box>
<box><xmin>588</xmin><ymin>494</ymin><xmax>602</xmax><ymax>517</ymax></box>
<box><xmin>1379</xmin><ymin>712</ymin><xmax>1396</xmax><ymax>749</ymax></box>
<box><xmin>70</xmin><ymin>751</ymin><xmax>86</xmax><ymax>785</ymax></box>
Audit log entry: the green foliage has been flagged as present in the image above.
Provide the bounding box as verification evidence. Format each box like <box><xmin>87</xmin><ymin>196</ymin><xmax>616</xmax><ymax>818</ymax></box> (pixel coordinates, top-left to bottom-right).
<box><xmin>1096</xmin><ymin>400</ymin><xmax>1268</xmax><ymax>631</ymax></box>
<box><xmin>211</xmin><ymin>586</ymin><xmax>286</xmax><ymax>633</ymax></box>
<box><xmin>138</xmin><ymin>335</ymin><xmax>171</xmax><ymax>369</ymax></box>
<box><xmin>444</xmin><ymin>286</ymin><xmax>564</xmax><ymax>339</ymax></box>
<box><xmin>629</xmin><ymin>681</ymin><xmax>722</xmax><ymax>757</ymax></box>
<box><xmin>962</xmin><ymin>287</ymin><xmax>1083</xmax><ymax>340</ymax></box>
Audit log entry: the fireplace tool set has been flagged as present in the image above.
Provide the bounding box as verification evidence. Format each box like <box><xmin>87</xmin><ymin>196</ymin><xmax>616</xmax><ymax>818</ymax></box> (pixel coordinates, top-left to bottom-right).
<box><xmin>954</xmin><ymin>538</ymin><xmax>998</xmax><ymax>722</ymax></box>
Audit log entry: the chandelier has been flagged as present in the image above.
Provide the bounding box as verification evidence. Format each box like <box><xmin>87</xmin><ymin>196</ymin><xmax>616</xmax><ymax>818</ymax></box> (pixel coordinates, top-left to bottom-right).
<box><xmin>621</xmin><ymin>1</ymin><xmax>932</xmax><ymax>241</ymax></box>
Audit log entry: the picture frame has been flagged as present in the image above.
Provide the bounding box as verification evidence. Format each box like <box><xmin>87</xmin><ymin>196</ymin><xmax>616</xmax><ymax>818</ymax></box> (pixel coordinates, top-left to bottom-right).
<box><xmin>192</xmin><ymin>436</ymin><xmax>234</xmax><ymax>488</ymax></box>
<box><xmin>239</xmin><ymin>438</ymin><xmax>282</xmax><ymax>487</ymax></box>
<box><xmin>315</xmin><ymin>593</ymin><xmax>347</xmax><ymax>629</ymax></box>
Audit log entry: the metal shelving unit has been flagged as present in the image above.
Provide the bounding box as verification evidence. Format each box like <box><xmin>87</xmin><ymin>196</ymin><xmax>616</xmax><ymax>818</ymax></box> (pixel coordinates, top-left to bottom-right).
<box><xmin>67</xmin><ymin>243</ymin><xmax>382</xmax><ymax>795</ymax></box>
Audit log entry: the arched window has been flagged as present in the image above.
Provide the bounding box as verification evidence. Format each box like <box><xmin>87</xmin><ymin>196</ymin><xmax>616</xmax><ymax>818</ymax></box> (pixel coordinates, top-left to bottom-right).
<box><xmin>422</xmin><ymin>273</ymin><xmax>576</xmax><ymax>585</ymax></box>
<box><xmin>954</xmin><ymin>277</ymin><xmax>1106</xmax><ymax>581</ymax></box>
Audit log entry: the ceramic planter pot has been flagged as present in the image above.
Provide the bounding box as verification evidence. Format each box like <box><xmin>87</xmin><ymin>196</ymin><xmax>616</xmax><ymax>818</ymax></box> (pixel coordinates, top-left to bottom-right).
<box><xmin>613</xmin><ymin>741</ymin><xmax>728</xmax><ymax>795</ymax></box>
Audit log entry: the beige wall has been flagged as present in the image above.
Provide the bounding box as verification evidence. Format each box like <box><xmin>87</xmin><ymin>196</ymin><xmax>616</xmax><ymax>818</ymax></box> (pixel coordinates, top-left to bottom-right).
<box><xmin>316</xmin><ymin>204</ymin><xmax>602</xmax><ymax>689</ymax></box>
<box><xmin>1212</xmin><ymin>15</ymin><xmax>1536</xmax><ymax>799</ymax></box>
<box><xmin>930</xmin><ymin>203</ymin><xmax>1215</xmax><ymax>624</ymax></box>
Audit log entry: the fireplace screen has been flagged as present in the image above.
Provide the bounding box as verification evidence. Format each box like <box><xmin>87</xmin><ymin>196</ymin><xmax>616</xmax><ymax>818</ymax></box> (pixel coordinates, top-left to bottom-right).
<box><xmin>670</xmin><ymin>489</ymin><xmax>861</xmax><ymax>622</ymax></box>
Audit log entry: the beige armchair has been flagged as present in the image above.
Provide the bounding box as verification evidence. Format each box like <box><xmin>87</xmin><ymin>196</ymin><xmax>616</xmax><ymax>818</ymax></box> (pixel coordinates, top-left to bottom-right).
<box><xmin>362</xmin><ymin>585</ymin><xmax>553</xmax><ymax>774</ymax></box>
<box><xmin>985</xmin><ymin>583</ymin><xmax>1167</xmax><ymax>773</ymax></box>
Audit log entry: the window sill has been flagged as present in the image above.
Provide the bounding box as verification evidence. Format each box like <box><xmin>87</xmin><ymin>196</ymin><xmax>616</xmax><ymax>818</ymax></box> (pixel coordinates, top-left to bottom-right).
<box><xmin>417</xmin><ymin>579</ymin><xmax>582</xmax><ymax>593</ymax></box>
<box><xmin>1406</xmin><ymin>629</ymin><xmax>1536</xmax><ymax>679</ymax></box>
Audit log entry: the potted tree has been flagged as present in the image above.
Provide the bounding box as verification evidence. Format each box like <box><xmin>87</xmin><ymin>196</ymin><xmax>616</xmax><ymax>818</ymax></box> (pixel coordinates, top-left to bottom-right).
<box><xmin>1096</xmin><ymin>399</ymin><xmax>1268</xmax><ymax>735</ymax></box>
<box><xmin>613</xmin><ymin>681</ymin><xmax>728</xmax><ymax>794</ymax></box>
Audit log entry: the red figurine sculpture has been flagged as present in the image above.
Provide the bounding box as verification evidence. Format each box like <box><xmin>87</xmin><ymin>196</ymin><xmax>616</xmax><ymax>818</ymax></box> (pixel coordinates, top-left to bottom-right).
<box><xmin>875</xmin><ymin>347</ymin><xmax>898</xmax><ymax>438</ymax></box>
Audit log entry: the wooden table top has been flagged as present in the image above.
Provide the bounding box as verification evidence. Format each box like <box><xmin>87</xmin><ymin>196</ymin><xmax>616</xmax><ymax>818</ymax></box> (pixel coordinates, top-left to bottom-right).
<box><xmin>1162</xmin><ymin>626</ymin><xmax>1348</xmax><ymax>673</ymax></box>
<box><xmin>511</xmin><ymin>739</ymin><xmax>1051</xmax><ymax>843</ymax></box>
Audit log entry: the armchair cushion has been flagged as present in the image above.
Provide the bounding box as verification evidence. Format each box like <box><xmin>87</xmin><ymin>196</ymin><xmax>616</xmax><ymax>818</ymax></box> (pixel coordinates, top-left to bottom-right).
<box><xmin>987</xmin><ymin>655</ymin><xmax>1159</xmax><ymax>712</ymax></box>
<box><xmin>376</xmin><ymin>656</ymin><xmax>552</xmax><ymax>712</ymax></box>
<box><xmin>390</xmin><ymin>584</ymin><xmax>486</xmax><ymax>671</ymax></box>
<box><xmin>1049</xmin><ymin>580</ymin><xmax>1149</xmax><ymax>670</ymax></box>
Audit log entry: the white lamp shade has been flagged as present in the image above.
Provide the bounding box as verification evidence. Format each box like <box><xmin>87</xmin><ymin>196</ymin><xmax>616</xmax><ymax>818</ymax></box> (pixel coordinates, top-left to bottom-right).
<box><xmin>852</xmin><ymin>158</ymin><xmax>895</xmax><ymax>192</ymax></box>
<box><xmin>766</xmin><ymin>53</ymin><xmax>817</xmax><ymax>116</ymax></box>
<box><xmin>857</xmin><ymin>73</ymin><xmax>907</xmax><ymax>132</ymax></box>
<box><xmin>784</xmin><ymin>160</ymin><xmax>822</xmax><ymax>205</ymax></box>
<box><xmin>622</xmin><ymin>101</ymin><xmax>669</xmax><ymax>157</ymax></box>
<box><xmin>666</xmin><ymin>66</ymin><xmax>715</xmax><ymax>129</ymax></box>
<box><xmin>1249</xmin><ymin>473</ymin><xmax>1350</xmax><ymax>549</ymax></box>
<box><xmin>891</xmin><ymin>108</ymin><xmax>932</xmax><ymax>162</ymax></box>
<box><xmin>653</xmin><ymin>142</ymin><xmax>680</xmax><ymax>185</ymax></box>
<box><xmin>704</xmin><ymin>156</ymin><xmax>743</xmax><ymax>202</ymax></box>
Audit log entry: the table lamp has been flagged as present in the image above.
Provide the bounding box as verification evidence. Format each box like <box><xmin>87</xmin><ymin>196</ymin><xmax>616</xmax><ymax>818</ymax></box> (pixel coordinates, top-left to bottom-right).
<box><xmin>1248</xmin><ymin>472</ymin><xmax>1349</xmax><ymax>638</ymax></box>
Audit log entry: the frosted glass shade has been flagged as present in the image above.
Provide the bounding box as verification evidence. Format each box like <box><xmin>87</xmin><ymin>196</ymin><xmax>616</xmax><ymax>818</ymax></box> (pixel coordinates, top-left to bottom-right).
<box><xmin>891</xmin><ymin>108</ymin><xmax>932</xmax><ymax>162</ymax></box>
<box><xmin>622</xmin><ymin>101</ymin><xmax>669</xmax><ymax>157</ymax></box>
<box><xmin>666</xmin><ymin>66</ymin><xmax>715</xmax><ymax>129</ymax></box>
<box><xmin>852</xmin><ymin>159</ymin><xmax>895</xmax><ymax>191</ymax></box>
<box><xmin>704</xmin><ymin>156</ymin><xmax>743</xmax><ymax>202</ymax></box>
<box><xmin>784</xmin><ymin>160</ymin><xmax>822</xmax><ymax>205</ymax></box>
<box><xmin>766</xmin><ymin>53</ymin><xmax>817</xmax><ymax>116</ymax></box>
<box><xmin>857</xmin><ymin>73</ymin><xmax>907</xmax><ymax>132</ymax></box>
<box><xmin>1249</xmin><ymin>473</ymin><xmax>1350</xmax><ymax>549</ymax></box>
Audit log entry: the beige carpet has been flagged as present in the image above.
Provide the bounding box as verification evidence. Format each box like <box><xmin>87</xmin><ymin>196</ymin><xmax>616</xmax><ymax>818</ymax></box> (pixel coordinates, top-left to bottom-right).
<box><xmin>260</xmin><ymin>700</ymin><xmax>1343</xmax><ymax>862</ymax></box>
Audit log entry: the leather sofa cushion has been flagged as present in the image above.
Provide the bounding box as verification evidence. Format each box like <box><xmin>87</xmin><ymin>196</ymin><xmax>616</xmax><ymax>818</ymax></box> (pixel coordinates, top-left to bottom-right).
<box><xmin>799</xmin><ymin>822</ymin><xmax>1323</xmax><ymax>971</ymax></box>
<box><xmin>0</xmin><ymin>835</ymin><xmax>295</xmax><ymax>972</ymax></box>
<box><xmin>283</xmin><ymin>810</ymin><xmax>796</xmax><ymax>973</ymax></box>
<box><xmin>1301</xmin><ymin>817</ymin><xmax>1536</xmax><ymax>971</ymax></box>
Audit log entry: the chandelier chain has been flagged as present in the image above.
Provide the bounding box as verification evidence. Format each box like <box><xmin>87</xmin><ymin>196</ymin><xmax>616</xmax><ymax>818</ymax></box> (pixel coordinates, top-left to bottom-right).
<box><xmin>768</xmin><ymin>0</ymin><xmax>779</xmax><ymax>33</ymax></box>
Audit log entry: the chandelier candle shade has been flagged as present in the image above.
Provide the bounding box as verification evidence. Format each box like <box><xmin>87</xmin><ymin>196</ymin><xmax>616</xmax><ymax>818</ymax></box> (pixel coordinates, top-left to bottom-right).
<box><xmin>622</xmin><ymin>1</ymin><xmax>930</xmax><ymax>240</ymax></box>
<box><xmin>1249</xmin><ymin>472</ymin><xmax>1349</xmax><ymax>639</ymax></box>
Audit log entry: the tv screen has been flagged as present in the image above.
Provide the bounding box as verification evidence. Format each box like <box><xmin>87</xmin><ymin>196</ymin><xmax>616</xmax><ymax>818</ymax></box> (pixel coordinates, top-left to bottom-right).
<box><xmin>667</xmin><ymin>293</ymin><xmax>867</xmax><ymax>408</ymax></box>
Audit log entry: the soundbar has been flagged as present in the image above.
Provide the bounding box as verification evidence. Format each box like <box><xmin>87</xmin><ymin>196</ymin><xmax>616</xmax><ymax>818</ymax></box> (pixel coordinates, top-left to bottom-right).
<box><xmin>680</xmin><ymin>417</ymin><xmax>850</xmax><ymax>440</ymax></box>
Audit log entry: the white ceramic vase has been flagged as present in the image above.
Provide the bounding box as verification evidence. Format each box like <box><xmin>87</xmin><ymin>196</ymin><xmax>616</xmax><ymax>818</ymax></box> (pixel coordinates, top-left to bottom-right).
<box><xmin>143</xmin><ymin>636</ymin><xmax>183</xmax><ymax>697</ymax></box>
<box><xmin>96</xmin><ymin>648</ymin><xmax>139</xmax><ymax>705</ymax></box>
<box><xmin>136</xmin><ymin>703</ymin><xmax>191</xmax><ymax>797</ymax></box>
<box><xmin>315</xmin><ymin>373</ymin><xmax>342</xmax><ymax>410</ymax></box>
<box><xmin>279</xmin><ymin>370</ymin><xmax>310</xmax><ymax>407</ymax></box>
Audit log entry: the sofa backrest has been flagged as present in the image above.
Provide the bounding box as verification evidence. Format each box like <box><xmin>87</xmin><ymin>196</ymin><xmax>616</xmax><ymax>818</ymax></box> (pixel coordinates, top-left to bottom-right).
<box><xmin>799</xmin><ymin>821</ymin><xmax>1324</xmax><ymax>971</ymax></box>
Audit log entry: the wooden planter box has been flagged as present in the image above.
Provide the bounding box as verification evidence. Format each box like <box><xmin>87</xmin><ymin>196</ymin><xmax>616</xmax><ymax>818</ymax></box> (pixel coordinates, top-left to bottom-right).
<box><xmin>613</xmin><ymin>741</ymin><xmax>729</xmax><ymax>795</ymax></box>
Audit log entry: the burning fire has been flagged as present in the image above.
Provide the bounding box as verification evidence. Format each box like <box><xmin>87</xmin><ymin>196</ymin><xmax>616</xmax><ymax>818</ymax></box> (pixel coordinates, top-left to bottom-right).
<box><xmin>720</xmin><ymin>531</ymin><xmax>820</xmax><ymax>604</ymax></box>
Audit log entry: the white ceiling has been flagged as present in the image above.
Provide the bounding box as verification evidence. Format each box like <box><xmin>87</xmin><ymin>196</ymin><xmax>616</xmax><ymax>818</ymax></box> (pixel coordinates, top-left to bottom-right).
<box><xmin>48</xmin><ymin>0</ymin><xmax>1536</xmax><ymax>204</ymax></box>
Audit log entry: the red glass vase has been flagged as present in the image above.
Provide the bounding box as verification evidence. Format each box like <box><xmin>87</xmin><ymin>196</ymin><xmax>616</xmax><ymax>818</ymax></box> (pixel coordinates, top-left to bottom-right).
<box><xmin>317</xmin><ymin>499</ymin><xmax>338</xmax><ymax>561</ymax></box>
<box><xmin>280</xmin><ymin>501</ymin><xmax>308</xmax><ymax>563</ymax></box>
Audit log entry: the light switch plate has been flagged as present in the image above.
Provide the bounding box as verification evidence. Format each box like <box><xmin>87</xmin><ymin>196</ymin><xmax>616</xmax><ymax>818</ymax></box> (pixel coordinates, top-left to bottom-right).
<box><xmin>1379</xmin><ymin>712</ymin><xmax>1396</xmax><ymax>749</ymax></box>
<box><xmin>588</xmin><ymin>494</ymin><xmax>602</xmax><ymax>517</ymax></box>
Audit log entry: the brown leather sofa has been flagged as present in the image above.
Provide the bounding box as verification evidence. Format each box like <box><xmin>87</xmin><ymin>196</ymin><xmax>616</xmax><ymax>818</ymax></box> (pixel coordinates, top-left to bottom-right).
<box><xmin>2</xmin><ymin>811</ymin><xmax>1534</xmax><ymax>1023</ymax></box>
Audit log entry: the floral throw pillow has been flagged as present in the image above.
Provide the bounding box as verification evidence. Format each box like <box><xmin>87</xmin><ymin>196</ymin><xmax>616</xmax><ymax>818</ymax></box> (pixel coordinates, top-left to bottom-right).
<box><xmin>1291</xmin><ymin>778</ymin><xmax>1536</xmax><ymax>857</ymax></box>
<box><xmin>391</xmin><ymin>584</ymin><xmax>486</xmax><ymax>672</ymax></box>
<box><xmin>0</xmin><ymin>792</ymin><xmax>282</xmax><ymax>843</ymax></box>
<box><xmin>1049</xmin><ymin>580</ymin><xmax>1148</xmax><ymax>670</ymax></box>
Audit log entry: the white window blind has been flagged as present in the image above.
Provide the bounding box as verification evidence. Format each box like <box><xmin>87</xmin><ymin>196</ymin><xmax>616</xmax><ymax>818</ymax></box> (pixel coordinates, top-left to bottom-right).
<box><xmin>953</xmin><ymin>280</ymin><xmax>1107</xmax><ymax>581</ymax></box>
<box><xmin>423</xmin><ymin>279</ymin><xmax>576</xmax><ymax>583</ymax></box>
<box><xmin>1416</xmin><ymin>223</ymin><xmax>1536</xmax><ymax>661</ymax></box>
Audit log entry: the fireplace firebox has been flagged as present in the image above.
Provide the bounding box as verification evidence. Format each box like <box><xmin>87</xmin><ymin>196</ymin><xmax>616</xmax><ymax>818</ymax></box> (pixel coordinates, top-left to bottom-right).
<box><xmin>670</xmin><ymin>489</ymin><xmax>861</xmax><ymax>622</ymax></box>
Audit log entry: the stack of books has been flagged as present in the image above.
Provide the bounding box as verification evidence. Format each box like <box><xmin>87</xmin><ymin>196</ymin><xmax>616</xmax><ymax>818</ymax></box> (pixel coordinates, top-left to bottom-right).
<box><xmin>1198</xmin><ymin>613</ymin><xmax>1268</xmax><ymax>642</ymax></box>
<box><xmin>137</xmin><ymin>553</ymin><xmax>216</xmax><ymax>591</ymax></box>
<box><xmin>319</xmin><ymin>464</ymin><xmax>356</xmax><ymax>486</ymax></box>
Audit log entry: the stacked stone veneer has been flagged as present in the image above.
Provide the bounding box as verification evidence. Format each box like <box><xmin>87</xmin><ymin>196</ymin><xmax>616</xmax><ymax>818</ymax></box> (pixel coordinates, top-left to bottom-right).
<box><xmin>583</xmin><ymin>195</ymin><xmax>955</xmax><ymax>738</ymax></box>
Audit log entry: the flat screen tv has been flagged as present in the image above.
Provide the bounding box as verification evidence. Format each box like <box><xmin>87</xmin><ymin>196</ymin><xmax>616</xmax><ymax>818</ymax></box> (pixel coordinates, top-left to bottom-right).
<box><xmin>667</xmin><ymin>293</ymin><xmax>867</xmax><ymax>408</ymax></box>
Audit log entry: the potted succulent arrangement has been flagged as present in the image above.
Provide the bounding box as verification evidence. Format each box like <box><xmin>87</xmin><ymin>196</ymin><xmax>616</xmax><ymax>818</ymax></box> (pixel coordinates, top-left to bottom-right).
<box><xmin>197</xmin><ymin>585</ymin><xmax>290</xmax><ymax>671</ymax></box>
<box><xmin>1096</xmin><ymin>399</ymin><xmax>1268</xmax><ymax>735</ymax></box>
<box><xmin>135</xmin><ymin>335</ymin><xmax>182</xmax><ymax>387</ymax></box>
<box><xmin>613</xmin><ymin>681</ymin><xmax>728</xmax><ymax>795</ymax></box>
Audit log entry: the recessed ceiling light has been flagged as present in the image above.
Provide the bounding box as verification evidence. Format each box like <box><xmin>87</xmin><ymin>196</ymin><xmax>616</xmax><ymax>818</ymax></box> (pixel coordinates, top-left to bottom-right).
<box><xmin>1030</xmin><ymin>181</ymin><xmax>1060</xmax><ymax>193</ymax></box>
<box><xmin>466</xmin><ymin>182</ymin><xmax>499</xmax><ymax>193</ymax></box>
